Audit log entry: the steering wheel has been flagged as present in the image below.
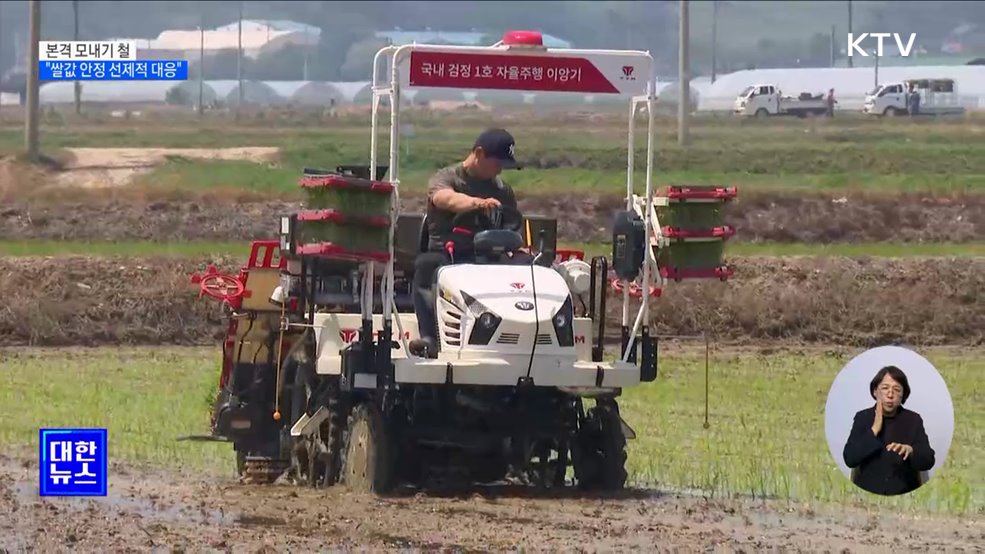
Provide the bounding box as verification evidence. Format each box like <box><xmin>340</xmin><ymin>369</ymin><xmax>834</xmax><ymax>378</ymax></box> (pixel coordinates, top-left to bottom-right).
<box><xmin>451</xmin><ymin>203</ymin><xmax>523</xmax><ymax>234</ymax></box>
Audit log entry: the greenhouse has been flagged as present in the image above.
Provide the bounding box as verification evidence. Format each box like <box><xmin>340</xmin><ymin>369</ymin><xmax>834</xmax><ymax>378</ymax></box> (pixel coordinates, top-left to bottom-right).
<box><xmin>264</xmin><ymin>81</ymin><xmax>345</xmax><ymax>106</ymax></box>
<box><xmin>38</xmin><ymin>80</ymin><xmax>209</xmax><ymax>104</ymax></box>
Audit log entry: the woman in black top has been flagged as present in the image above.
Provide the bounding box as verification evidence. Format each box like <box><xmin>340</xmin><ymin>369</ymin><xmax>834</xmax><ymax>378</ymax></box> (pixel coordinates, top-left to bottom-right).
<box><xmin>843</xmin><ymin>365</ymin><xmax>936</xmax><ymax>496</ymax></box>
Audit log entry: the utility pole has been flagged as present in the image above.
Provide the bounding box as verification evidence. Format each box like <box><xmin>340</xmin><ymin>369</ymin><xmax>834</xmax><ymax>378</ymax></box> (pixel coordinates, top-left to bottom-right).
<box><xmin>198</xmin><ymin>11</ymin><xmax>204</xmax><ymax>117</ymax></box>
<box><xmin>830</xmin><ymin>25</ymin><xmax>836</xmax><ymax>67</ymax></box>
<box><xmin>678</xmin><ymin>0</ymin><xmax>690</xmax><ymax>147</ymax></box>
<box><xmin>73</xmin><ymin>0</ymin><xmax>81</xmax><ymax>115</ymax></box>
<box><xmin>711</xmin><ymin>0</ymin><xmax>717</xmax><ymax>83</ymax></box>
<box><xmin>0</xmin><ymin>1</ymin><xmax>4</xmax><ymax>116</ymax></box>
<box><xmin>302</xmin><ymin>26</ymin><xmax>309</xmax><ymax>80</ymax></box>
<box><xmin>847</xmin><ymin>0</ymin><xmax>853</xmax><ymax>68</ymax></box>
<box><xmin>25</xmin><ymin>0</ymin><xmax>40</xmax><ymax>162</ymax></box>
<box><xmin>236</xmin><ymin>0</ymin><xmax>243</xmax><ymax>119</ymax></box>
<box><xmin>874</xmin><ymin>49</ymin><xmax>879</xmax><ymax>88</ymax></box>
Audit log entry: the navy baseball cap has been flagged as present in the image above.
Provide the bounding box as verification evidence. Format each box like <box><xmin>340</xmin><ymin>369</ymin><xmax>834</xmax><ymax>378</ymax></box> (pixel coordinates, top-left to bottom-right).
<box><xmin>474</xmin><ymin>128</ymin><xmax>521</xmax><ymax>169</ymax></box>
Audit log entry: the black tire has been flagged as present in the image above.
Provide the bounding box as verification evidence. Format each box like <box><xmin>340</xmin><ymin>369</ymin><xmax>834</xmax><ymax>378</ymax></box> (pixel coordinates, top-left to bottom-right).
<box><xmin>341</xmin><ymin>402</ymin><xmax>395</xmax><ymax>494</ymax></box>
<box><xmin>573</xmin><ymin>399</ymin><xmax>628</xmax><ymax>491</ymax></box>
<box><xmin>311</xmin><ymin>386</ymin><xmax>347</xmax><ymax>487</ymax></box>
<box><xmin>755</xmin><ymin>108</ymin><xmax>769</xmax><ymax>118</ymax></box>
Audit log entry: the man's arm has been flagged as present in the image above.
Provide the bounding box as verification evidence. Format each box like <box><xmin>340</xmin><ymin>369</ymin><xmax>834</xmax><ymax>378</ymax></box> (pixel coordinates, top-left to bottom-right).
<box><xmin>428</xmin><ymin>171</ymin><xmax>486</xmax><ymax>213</ymax></box>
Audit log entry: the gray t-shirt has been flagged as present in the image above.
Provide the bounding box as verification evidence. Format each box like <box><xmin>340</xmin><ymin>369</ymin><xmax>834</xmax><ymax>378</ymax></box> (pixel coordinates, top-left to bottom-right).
<box><xmin>425</xmin><ymin>163</ymin><xmax>519</xmax><ymax>249</ymax></box>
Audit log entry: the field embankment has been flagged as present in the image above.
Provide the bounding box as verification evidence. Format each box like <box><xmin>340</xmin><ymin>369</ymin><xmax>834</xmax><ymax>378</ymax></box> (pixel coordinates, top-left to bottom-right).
<box><xmin>1</xmin><ymin>254</ymin><xmax>980</xmax><ymax>348</ymax></box>
<box><xmin>1</xmin><ymin>193</ymin><xmax>983</xmax><ymax>244</ymax></box>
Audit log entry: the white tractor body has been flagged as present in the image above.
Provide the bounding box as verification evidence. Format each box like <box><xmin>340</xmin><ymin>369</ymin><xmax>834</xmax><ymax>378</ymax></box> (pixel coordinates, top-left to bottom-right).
<box><xmin>312</xmin><ymin>261</ymin><xmax>639</xmax><ymax>391</ymax></box>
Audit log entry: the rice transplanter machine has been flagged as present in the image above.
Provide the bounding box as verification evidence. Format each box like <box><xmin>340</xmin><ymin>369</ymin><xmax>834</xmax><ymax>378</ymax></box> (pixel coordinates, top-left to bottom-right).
<box><xmin>189</xmin><ymin>31</ymin><xmax>736</xmax><ymax>491</ymax></box>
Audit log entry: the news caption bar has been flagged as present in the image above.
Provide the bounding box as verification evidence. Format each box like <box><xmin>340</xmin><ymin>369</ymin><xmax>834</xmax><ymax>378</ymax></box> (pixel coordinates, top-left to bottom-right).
<box><xmin>38</xmin><ymin>40</ymin><xmax>187</xmax><ymax>81</ymax></box>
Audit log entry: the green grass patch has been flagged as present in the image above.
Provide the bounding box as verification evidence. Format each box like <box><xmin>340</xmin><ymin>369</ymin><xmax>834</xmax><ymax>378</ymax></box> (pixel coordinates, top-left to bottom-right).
<box><xmin>5</xmin><ymin>122</ymin><xmax>985</xmax><ymax>196</ymax></box>
<box><xmin>0</xmin><ymin>240</ymin><xmax>250</xmax><ymax>258</ymax></box>
<box><xmin>0</xmin><ymin>346</ymin><xmax>980</xmax><ymax>514</ymax></box>
<box><xmin>135</xmin><ymin>157</ymin><xmax>295</xmax><ymax>195</ymax></box>
<box><xmin>621</xmin><ymin>346</ymin><xmax>984</xmax><ymax>515</ymax></box>
<box><xmin>0</xmin><ymin>347</ymin><xmax>230</xmax><ymax>474</ymax></box>
<box><xmin>2</xmin><ymin>240</ymin><xmax>984</xmax><ymax>259</ymax></box>
<box><xmin>130</xmin><ymin>157</ymin><xmax>985</xmax><ymax>197</ymax></box>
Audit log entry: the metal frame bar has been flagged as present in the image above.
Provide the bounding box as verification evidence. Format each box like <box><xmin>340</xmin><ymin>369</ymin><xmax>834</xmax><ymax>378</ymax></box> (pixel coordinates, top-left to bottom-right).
<box><xmin>369</xmin><ymin>40</ymin><xmax>659</xmax><ymax>364</ymax></box>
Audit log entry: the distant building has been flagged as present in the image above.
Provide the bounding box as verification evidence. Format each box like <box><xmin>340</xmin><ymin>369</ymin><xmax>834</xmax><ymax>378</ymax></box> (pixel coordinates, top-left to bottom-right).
<box><xmin>106</xmin><ymin>19</ymin><xmax>320</xmax><ymax>62</ymax></box>
<box><xmin>374</xmin><ymin>29</ymin><xmax>572</xmax><ymax>49</ymax></box>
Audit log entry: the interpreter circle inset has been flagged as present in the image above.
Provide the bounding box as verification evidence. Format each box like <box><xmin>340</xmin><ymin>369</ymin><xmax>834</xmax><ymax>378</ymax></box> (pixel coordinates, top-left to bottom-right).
<box><xmin>823</xmin><ymin>346</ymin><xmax>954</xmax><ymax>496</ymax></box>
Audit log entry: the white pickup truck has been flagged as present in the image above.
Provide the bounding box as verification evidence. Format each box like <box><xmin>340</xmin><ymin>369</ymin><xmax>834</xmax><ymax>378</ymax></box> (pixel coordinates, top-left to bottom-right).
<box><xmin>733</xmin><ymin>84</ymin><xmax>829</xmax><ymax>118</ymax></box>
<box><xmin>862</xmin><ymin>78</ymin><xmax>965</xmax><ymax>117</ymax></box>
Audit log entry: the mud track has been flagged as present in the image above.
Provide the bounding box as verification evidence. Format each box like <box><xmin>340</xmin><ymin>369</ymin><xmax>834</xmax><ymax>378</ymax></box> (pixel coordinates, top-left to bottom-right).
<box><xmin>1</xmin><ymin>455</ymin><xmax>981</xmax><ymax>552</ymax></box>
<box><xmin>2</xmin><ymin>192</ymin><xmax>983</xmax><ymax>243</ymax></box>
<box><xmin>1</xmin><ymin>255</ymin><xmax>981</xmax><ymax>348</ymax></box>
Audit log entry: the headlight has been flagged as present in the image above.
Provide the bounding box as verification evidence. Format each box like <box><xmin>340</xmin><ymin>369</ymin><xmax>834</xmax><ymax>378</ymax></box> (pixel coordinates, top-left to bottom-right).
<box><xmin>552</xmin><ymin>296</ymin><xmax>574</xmax><ymax>347</ymax></box>
<box><xmin>463</xmin><ymin>292</ymin><xmax>502</xmax><ymax>345</ymax></box>
<box><xmin>479</xmin><ymin>312</ymin><xmax>498</xmax><ymax>329</ymax></box>
<box><xmin>553</xmin><ymin>312</ymin><xmax>568</xmax><ymax>328</ymax></box>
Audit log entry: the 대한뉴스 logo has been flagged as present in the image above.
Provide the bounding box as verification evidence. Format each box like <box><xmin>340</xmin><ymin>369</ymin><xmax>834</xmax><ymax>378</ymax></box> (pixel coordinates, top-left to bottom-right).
<box><xmin>40</xmin><ymin>428</ymin><xmax>108</xmax><ymax>497</ymax></box>
<box><xmin>847</xmin><ymin>33</ymin><xmax>916</xmax><ymax>57</ymax></box>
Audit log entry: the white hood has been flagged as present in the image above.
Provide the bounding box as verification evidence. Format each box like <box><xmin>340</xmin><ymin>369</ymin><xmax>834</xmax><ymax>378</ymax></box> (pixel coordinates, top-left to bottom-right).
<box><xmin>435</xmin><ymin>264</ymin><xmax>574</xmax><ymax>356</ymax></box>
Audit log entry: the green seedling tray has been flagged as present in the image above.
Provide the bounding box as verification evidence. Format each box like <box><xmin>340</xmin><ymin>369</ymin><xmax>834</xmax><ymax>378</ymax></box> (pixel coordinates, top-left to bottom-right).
<box><xmin>300</xmin><ymin>174</ymin><xmax>393</xmax><ymax>218</ymax></box>
<box><xmin>655</xmin><ymin>185</ymin><xmax>736</xmax><ymax>230</ymax></box>
<box><xmin>657</xmin><ymin>239</ymin><xmax>726</xmax><ymax>272</ymax></box>
<box><xmin>656</xmin><ymin>203</ymin><xmax>725</xmax><ymax>230</ymax></box>
<box><xmin>297</xmin><ymin>209</ymin><xmax>391</xmax><ymax>253</ymax></box>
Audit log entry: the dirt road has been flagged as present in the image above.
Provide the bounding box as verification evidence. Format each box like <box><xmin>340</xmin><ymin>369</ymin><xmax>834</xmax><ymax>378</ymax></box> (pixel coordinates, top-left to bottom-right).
<box><xmin>1</xmin><ymin>454</ymin><xmax>981</xmax><ymax>552</ymax></box>
<box><xmin>47</xmin><ymin>147</ymin><xmax>280</xmax><ymax>189</ymax></box>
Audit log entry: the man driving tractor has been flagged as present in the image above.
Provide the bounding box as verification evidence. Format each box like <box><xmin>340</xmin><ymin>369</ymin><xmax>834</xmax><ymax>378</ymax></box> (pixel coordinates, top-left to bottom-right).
<box><xmin>410</xmin><ymin>128</ymin><xmax>530</xmax><ymax>357</ymax></box>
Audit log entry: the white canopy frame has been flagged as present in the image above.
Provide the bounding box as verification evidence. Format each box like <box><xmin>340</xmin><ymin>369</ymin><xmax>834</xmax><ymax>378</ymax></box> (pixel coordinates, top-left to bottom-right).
<box><xmin>366</xmin><ymin>37</ymin><xmax>661</xmax><ymax>364</ymax></box>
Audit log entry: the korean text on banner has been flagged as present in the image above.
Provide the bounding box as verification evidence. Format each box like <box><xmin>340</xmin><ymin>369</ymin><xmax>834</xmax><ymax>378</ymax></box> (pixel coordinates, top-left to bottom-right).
<box><xmin>39</xmin><ymin>428</ymin><xmax>108</xmax><ymax>497</ymax></box>
<box><xmin>39</xmin><ymin>61</ymin><xmax>189</xmax><ymax>81</ymax></box>
<box><xmin>403</xmin><ymin>51</ymin><xmax>649</xmax><ymax>95</ymax></box>
<box><xmin>39</xmin><ymin>41</ymin><xmax>137</xmax><ymax>61</ymax></box>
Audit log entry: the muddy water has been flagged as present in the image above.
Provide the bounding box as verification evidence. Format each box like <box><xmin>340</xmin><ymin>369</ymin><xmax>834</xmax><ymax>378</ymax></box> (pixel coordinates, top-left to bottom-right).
<box><xmin>1</xmin><ymin>454</ymin><xmax>981</xmax><ymax>551</ymax></box>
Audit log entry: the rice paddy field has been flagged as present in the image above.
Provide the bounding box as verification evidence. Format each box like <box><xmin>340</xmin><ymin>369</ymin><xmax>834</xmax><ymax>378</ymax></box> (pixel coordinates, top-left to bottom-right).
<box><xmin>0</xmin><ymin>107</ymin><xmax>982</xmax><ymax>551</ymax></box>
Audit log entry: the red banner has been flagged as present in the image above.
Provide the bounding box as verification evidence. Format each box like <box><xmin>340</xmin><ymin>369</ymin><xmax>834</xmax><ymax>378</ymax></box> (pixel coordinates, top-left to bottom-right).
<box><xmin>407</xmin><ymin>51</ymin><xmax>622</xmax><ymax>94</ymax></box>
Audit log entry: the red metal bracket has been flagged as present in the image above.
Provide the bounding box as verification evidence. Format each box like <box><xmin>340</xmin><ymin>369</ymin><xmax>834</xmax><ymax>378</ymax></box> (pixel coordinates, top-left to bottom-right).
<box><xmin>554</xmin><ymin>249</ymin><xmax>585</xmax><ymax>262</ymax></box>
<box><xmin>247</xmin><ymin>240</ymin><xmax>285</xmax><ymax>270</ymax></box>
<box><xmin>662</xmin><ymin>226</ymin><xmax>736</xmax><ymax>240</ymax></box>
<box><xmin>610</xmin><ymin>278</ymin><xmax>662</xmax><ymax>298</ymax></box>
<box><xmin>296</xmin><ymin>242</ymin><xmax>391</xmax><ymax>263</ymax></box>
<box><xmin>296</xmin><ymin>209</ymin><xmax>391</xmax><ymax>228</ymax></box>
<box><xmin>660</xmin><ymin>265</ymin><xmax>735</xmax><ymax>282</ymax></box>
<box><xmin>661</xmin><ymin>185</ymin><xmax>738</xmax><ymax>201</ymax></box>
<box><xmin>298</xmin><ymin>174</ymin><xmax>394</xmax><ymax>194</ymax></box>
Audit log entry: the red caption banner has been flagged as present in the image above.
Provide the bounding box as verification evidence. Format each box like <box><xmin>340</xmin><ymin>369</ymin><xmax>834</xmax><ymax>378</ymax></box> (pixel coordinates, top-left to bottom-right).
<box><xmin>407</xmin><ymin>51</ymin><xmax>621</xmax><ymax>94</ymax></box>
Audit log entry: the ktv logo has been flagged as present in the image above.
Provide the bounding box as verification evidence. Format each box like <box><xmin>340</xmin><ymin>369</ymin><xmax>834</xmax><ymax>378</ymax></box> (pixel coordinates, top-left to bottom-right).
<box><xmin>847</xmin><ymin>33</ymin><xmax>917</xmax><ymax>57</ymax></box>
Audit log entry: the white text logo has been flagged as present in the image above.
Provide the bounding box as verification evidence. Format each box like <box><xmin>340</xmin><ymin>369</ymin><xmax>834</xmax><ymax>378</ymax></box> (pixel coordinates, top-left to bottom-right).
<box><xmin>847</xmin><ymin>33</ymin><xmax>917</xmax><ymax>57</ymax></box>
